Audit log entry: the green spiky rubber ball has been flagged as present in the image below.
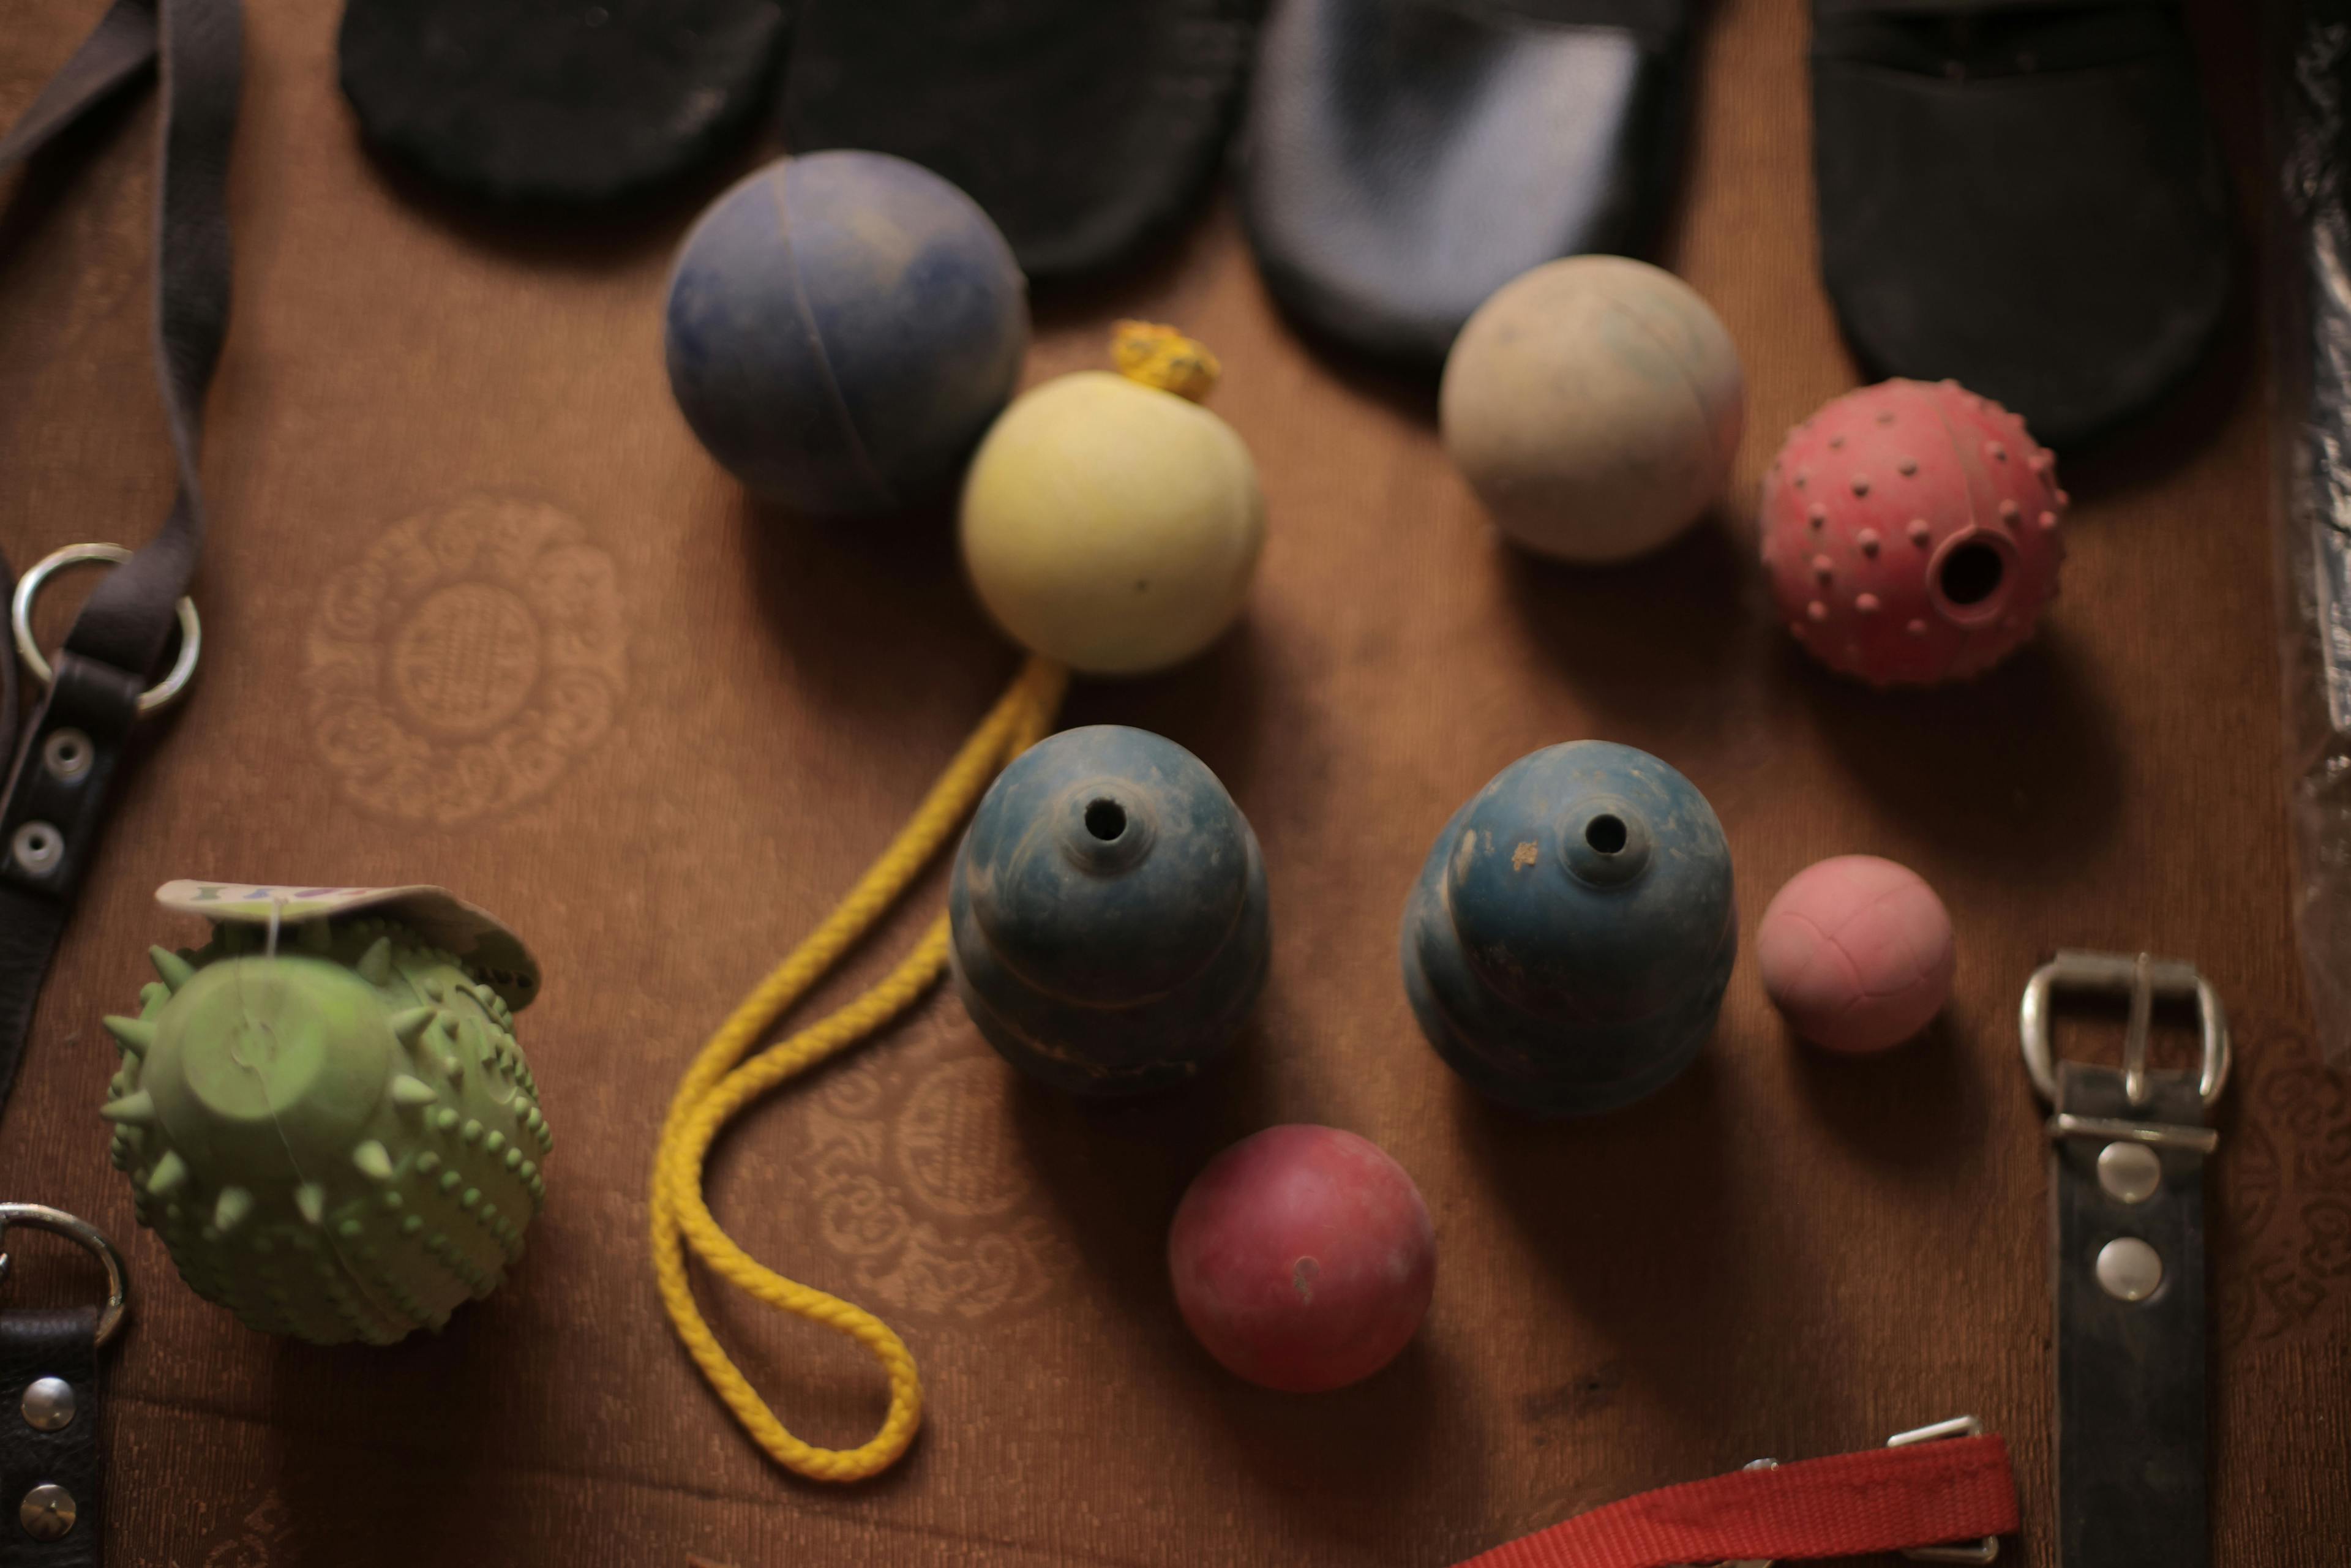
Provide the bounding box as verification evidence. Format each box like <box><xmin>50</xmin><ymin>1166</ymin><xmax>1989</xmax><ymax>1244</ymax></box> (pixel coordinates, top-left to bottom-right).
<box><xmin>100</xmin><ymin>917</ymin><xmax>550</xmax><ymax>1345</ymax></box>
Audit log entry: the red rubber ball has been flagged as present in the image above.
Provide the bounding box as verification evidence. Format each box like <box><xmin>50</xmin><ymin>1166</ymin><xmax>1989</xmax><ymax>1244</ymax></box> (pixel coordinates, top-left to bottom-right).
<box><xmin>1759</xmin><ymin>378</ymin><xmax>2066</xmax><ymax>686</ymax></box>
<box><xmin>1167</xmin><ymin>1124</ymin><xmax>1436</xmax><ymax>1393</ymax></box>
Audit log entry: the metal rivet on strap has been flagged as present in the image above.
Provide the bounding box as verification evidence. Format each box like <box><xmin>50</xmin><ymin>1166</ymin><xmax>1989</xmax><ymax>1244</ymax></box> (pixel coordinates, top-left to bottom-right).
<box><xmin>18</xmin><ymin>1482</ymin><xmax>75</xmax><ymax>1541</ymax></box>
<box><xmin>2095</xmin><ymin>1237</ymin><xmax>2164</xmax><ymax>1302</ymax></box>
<box><xmin>19</xmin><ymin>1377</ymin><xmax>74</xmax><ymax>1433</ymax></box>
<box><xmin>9</xmin><ymin>822</ymin><xmax>61</xmax><ymax>877</ymax></box>
<box><xmin>2096</xmin><ymin>1142</ymin><xmax>2162</xmax><ymax>1206</ymax></box>
<box><xmin>39</xmin><ymin>728</ymin><xmax>92</xmax><ymax>784</ymax></box>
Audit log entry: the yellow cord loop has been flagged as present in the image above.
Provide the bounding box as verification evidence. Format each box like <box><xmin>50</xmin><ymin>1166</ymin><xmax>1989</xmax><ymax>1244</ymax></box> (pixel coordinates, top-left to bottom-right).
<box><xmin>650</xmin><ymin>654</ymin><xmax>1068</xmax><ymax>1483</ymax></box>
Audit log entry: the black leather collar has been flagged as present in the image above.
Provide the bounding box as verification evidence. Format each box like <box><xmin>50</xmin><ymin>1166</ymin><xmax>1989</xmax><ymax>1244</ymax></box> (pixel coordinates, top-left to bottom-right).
<box><xmin>0</xmin><ymin>1308</ymin><xmax>102</xmax><ymax>1568</ymax></box>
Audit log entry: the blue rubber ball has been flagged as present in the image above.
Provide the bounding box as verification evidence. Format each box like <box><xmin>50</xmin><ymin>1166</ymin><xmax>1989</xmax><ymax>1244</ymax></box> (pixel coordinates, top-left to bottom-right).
<box><xmin>664</xmin><ymin>151</ymin><xmax>1029</xmax><ymax>514</ymax></box>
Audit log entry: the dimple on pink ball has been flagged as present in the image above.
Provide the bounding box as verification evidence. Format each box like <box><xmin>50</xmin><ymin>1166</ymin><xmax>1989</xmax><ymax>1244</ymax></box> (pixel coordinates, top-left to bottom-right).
<box><xmin>1757</xmin><ymin>855</ymin><xmax>1955</xmax><ymax>1052</ymax></box>
<box><xmin>1760</xmin><ymin>378</ymin><xmax>2066</xmax><ymax>686</ymax></box>
<box><xmin>1167</xmin><ymin>1125</ymin><xmax>1436</xmax><ymax>1393</ymax></box>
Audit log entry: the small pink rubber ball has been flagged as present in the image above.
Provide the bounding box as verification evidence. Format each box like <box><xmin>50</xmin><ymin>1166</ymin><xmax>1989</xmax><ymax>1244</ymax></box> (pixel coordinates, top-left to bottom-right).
<box><xmin>1759</xmin><ymin>378</ymin><xmax>2065</xmax><ymax>686</ymax></box>
<box><xmin>1167</xmin><ymin>1125</ymin><xmax>1436</xmax><ymax>1394</ymax></box>
<box><xmin>1756</xmin><ymin>855</ymin><xmax>1955</xmax><ymax>1053</ymax></box>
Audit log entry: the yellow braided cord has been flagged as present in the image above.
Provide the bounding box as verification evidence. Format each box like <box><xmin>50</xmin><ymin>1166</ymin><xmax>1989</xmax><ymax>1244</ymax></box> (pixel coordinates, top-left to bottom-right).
<box><xmin>650</xmin><ymin>655</ymin><xmax>1067</xmax><ymax>1482</ymax></box>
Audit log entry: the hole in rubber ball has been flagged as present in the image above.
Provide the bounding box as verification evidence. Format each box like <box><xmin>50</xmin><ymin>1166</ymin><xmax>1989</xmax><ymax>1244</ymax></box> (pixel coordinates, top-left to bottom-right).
<box><xmin>1938</xmin><ymin>541</ymin><xmax>2005</xmax><ymax>607</ymax></box>
<box><xmin>1584</xmin><ymin>815</ymin><xmax>1627</xmax><ymax>855</ymax></box>
<box><xmin>1084</xmin><ymin>799</ymin><xmax>1127</xmax><ymax>841</ymax></box>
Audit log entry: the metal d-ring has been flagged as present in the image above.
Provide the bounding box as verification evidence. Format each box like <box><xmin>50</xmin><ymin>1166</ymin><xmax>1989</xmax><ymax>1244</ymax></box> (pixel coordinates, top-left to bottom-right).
<box><xmin>11</xmin><ymin>542</ymin><xmax>201</xmax><ymax>717</ymax></box>
<box><xmin>0</xmin><ymin>1203</ymin><xmax>129</xmax><ymax>1348</ymax></box>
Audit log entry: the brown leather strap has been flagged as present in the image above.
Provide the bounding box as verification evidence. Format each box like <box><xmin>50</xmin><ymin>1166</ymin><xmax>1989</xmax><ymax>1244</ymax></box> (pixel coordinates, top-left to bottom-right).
<box><xmin>0</xmin><ymin>1</ymin><xmax>158</xmax><ymax>166</ymax></box>
<box><xmin>0</xmin><ymin>0</ymin><xmax>242</xmax><ymax>1118</ymax></box>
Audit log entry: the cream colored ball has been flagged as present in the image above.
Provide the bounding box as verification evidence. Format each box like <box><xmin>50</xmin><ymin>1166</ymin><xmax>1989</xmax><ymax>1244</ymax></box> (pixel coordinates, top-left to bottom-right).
<box><xmin>961</xmin><ymin>370</ymin><xmax>1265</xmax><ymax>675</ymax></box>
<box><xmin>1441</xmin><ymin>257</ymin><xmax>1744</xmax><ymax>564</ymax></box>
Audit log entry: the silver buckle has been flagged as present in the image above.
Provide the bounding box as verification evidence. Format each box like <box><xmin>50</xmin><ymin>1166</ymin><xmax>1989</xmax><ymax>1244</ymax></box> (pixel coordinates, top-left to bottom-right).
<box><xmin>1888</xmin><ymin>1417</ymin><xmax>2001</xmax><ymax>1564</ymax></box>
<box><xmin>2020</xmin><ymin>950</ymin><xmax>2229</xmax><ymax>1114</ymax></box>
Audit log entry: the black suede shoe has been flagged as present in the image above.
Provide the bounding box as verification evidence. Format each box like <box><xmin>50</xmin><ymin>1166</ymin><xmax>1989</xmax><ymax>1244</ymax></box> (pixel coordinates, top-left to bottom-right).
<box><xmin>1237</xmin><ymin>0</ymin><xmax>1693</xmax><ymax>371</ymax></box>
<box><xmin>780</xmin><ymin>0</ymin><xmax>1261</xmax><ymax>283</ymax></box>
<box><xmin>1812</xmin><ymin>0</ymin><xmax>2234</xmax><ymax>449</ymax></box>
<box><xmin>339</xmin><ymin>0</ymin><xmax>790</xmax><ymax>207</ymax></box>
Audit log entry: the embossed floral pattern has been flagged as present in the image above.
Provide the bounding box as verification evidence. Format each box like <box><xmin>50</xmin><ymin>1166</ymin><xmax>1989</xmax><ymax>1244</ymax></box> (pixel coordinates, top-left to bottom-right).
<box><xmin>305</xmin><ymin>497</ymin><xmax>626</xmax><ymax>824</ymax></box>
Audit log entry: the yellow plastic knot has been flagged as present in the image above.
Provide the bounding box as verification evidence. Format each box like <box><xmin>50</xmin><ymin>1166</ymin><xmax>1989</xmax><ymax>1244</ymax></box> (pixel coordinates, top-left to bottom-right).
<box><xmin>1112</xmin><ymin>320</ymin><xmax>1221</xmax><ymax>402</ymax></box>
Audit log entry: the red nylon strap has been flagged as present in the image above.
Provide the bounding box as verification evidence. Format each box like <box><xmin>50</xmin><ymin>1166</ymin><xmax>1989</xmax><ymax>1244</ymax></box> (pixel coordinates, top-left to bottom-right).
<box><xmin>1456</xmin><ymin>1435</ymin><xmax>2019</xmax><ymax>1568</ymax></box>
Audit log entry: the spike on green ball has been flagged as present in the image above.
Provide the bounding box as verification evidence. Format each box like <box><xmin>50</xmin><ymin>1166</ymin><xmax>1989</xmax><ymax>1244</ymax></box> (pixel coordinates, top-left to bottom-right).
<box><xmin>100</xmin><ymin>1089</ymin><xmax>156</xmax><ymax>1125</ymax></box>
<box><xmin>102</xmin><ymin>915</ymin><xmax>552</xmax><ymax>1345</ymax></box>
<box><xmin>148</xmin><ymin>1149</ymin><xmax>190</xmax><ymax>1195</ymax></box>
<box><xmin>213</xmin><ymin>1187</ymin><xmax>254</xmax><ymax>1233</ymax></box>
<box><xmin>149</xmin><ymin>946</ymin><xmax>196</xmax><ymax>992</ymax></box>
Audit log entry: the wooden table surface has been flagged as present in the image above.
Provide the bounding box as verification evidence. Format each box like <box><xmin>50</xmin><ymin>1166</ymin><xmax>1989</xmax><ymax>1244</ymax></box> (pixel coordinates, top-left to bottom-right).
<box><xmin>3</xmin><ymin>1</ymin><xmax>2344</xmax><ymax>1564</ymax></box>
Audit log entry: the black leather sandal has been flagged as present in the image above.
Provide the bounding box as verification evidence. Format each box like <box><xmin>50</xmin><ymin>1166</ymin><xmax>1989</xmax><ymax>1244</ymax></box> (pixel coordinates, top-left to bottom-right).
<box><xmin>1812</xmin><ymin>0</ymin><xmax>2234</xmax><ymax>449</ymax></box>
<box><xmin>1237</xmin><ymin>0</ymin><xmax>1694</xmax><ymax>370</ymax></box>
<box><xmin>779</xmin><ymin>0</ymin><xmax>1261</xmax><ymax>282</ymax></box>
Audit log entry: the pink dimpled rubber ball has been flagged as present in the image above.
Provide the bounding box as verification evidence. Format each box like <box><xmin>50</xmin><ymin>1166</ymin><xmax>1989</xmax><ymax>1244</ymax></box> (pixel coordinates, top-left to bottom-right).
<box><xmin>1756</xmin><ymin>855</ymin><xmax>1955</xmax><ymax>1052</ymax></box>
<box><xmin>1167</xmin><ymin>1125</ymin><xmax>1436</xmax><ymax>1394</ymax></box>
<box><xmin>1759</xmin><ymin>378</ymin><xmax>2066</xmax><ymax>686</ymax></box>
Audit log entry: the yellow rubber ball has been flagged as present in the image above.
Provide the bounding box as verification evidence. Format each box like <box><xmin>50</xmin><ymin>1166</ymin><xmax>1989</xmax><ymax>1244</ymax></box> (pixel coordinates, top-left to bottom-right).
<box><xmin>961</xmin><ymin>370</ymin><xmax>1265</xmax><ymax>676</ymax></box>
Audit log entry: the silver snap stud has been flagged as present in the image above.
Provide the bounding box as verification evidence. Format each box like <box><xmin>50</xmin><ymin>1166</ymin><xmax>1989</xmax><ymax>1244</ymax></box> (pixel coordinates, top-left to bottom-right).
<box><xmin>39</xmin><ymin>728</ymin><xmax>92</xmax><ymax>784</ymax></box>
<box><xmin>19</xmin><ymin>1377</ymin><xmax>73</xmax><ymax>1432</ymax></box>
<box><xmin>18</xmin><ymin>1482</ymin><xmax>75</xmax><ymax>1541</ymax></box>
<box><xmin>8</xmin><ymin>822</ymin><xmax>61</xmax><ymax>877</ymax></box>
<box><xmin>2096</xmin><ymin>1141</ymin><xmax>2162</xmax><ymax>1206</ymax></box>
<box><xmin>2095</xmin><ymin>1237</ymin><xmax>2164</xmax><ymax>1302</ymax></box>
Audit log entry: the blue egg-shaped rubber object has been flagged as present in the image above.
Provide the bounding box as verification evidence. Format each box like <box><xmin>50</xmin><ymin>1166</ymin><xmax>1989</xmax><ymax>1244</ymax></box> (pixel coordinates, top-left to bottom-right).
<box><xmin>663</xmin><ymin>150</ymin><xmax>1029</xmax><ymax>514</ymax></box>
<box><xmin>1402</xmin><ymin>741</ymin><xmax>1736</xmax><ymax>1116</ymax></box>
<box><xmin>951</xmin><ymin>725</ymin><xmax>1269</xmax><ymax>1095</ymax></box>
